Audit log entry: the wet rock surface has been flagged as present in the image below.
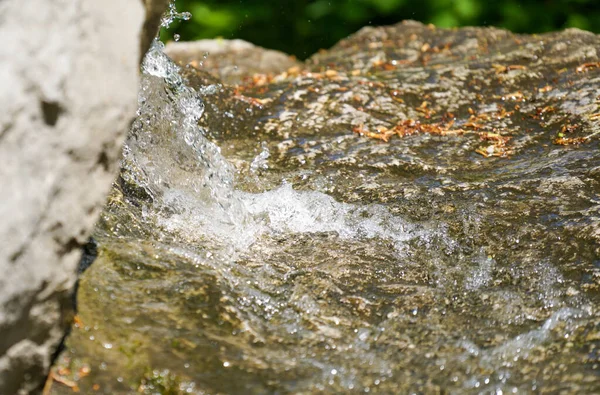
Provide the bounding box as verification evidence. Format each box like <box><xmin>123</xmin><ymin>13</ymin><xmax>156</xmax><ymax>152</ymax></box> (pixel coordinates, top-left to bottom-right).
<box><xmin>52</xmin><ymin>23</ymin><xmax>600</xmax><ymax>393</ymax></box>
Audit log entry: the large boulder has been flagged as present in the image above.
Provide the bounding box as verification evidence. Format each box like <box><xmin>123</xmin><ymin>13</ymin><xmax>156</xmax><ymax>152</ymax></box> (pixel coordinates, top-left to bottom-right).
<box><xmin>0</xmin><ymin>0</ymin><xmax>164</xmax><ymax>393</ymax></box>
<box><xmin>49</xmin><ymin>22</ymin><xmax>600</xmax><ymax>394</ymax></box>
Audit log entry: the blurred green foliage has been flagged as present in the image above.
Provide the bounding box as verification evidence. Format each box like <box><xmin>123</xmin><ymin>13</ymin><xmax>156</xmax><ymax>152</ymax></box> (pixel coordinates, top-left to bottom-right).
<box><xmin>164</xmin><ymin>0</ymin><xmax>600</xmax><ymax>59</ymax></box>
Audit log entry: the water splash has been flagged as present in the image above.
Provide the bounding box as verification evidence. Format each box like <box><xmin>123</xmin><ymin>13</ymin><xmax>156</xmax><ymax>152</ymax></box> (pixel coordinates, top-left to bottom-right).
<box><xmin>160</xmin><ymin>2</ymin><xmax>191</xmax><ymax>30</ymax></box>
<box><xmin>243</xmin><ymin>183</ymin><xmax>413</xmax><ymax>250</ymax></box>
<box><xmin>122</xmin><ymin>40</ymin><xmax>252</xmax><ymax>250</ymax></box>
<box><xmin>60</xmin><ymin>8</ymin><xmax>600</xmax><ymax>392</ymax></box>
<box><xmin>124</xmin><ymin>34</ymin><xmax>420</xmax><ymax>254</ymax></box>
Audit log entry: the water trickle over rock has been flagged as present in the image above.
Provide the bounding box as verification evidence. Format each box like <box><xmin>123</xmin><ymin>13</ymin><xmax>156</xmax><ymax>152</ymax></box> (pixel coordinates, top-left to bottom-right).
<box><xmin>51</xmin><ymin>21</ymin><xmax>600</xmax><ymax>394</ymax></box>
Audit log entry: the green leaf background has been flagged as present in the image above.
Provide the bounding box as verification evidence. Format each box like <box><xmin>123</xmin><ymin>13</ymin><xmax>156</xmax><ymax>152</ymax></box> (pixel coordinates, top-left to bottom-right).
<box><xmin>163</xmin><ymin>0</ymin><xmax>600</xmax><ymax>59</ymax></box>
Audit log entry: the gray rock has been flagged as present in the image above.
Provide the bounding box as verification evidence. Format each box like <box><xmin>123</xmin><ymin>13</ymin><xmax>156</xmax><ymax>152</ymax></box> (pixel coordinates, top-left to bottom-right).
<box><xmin>165</xmin><ymin>39</ymin><xmax>301</xmax><ymax>84</ymax></box>
<box><xmin>0</xmin><ymin>0</ymin><xmax>148</xmax><ymax>393</ymax></box>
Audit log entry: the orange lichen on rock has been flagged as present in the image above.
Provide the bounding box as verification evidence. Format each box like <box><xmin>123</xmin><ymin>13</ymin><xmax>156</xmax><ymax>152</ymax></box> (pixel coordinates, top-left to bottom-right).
<box><xmin>233</xmin><ymin>88</ymin><xmax>269</xmax><ymax>107</ymax></box>
<box><xmin>353</xmin><ymin>124</ymin><xmax>395</xmax><ymax>142</ymax></box>
<box><xmin>553</xmin><ymin>136</ymin><xmax>589</xmax><ymax>145</ymax></box>
<box><xmin>475</xmin><ymin>132</ymin><xmax>513</xmax><ymax>157</ymax></box>
<box><xmin>492</xmin><ymin>64</ymin><xmax>527</xmax><ymax>74</ymax></box>
<box><xmin>576</xmin><ymin>62</ymin><xmax>600</xmax><ymax>73</ymax></box>
<box><xmin>355</xmin><ymin>114</ymin><xmax>514</xmax><ymax>158</ymax></box>
<box><xmin>43</xmin><ymin>370</ymin><xmax>80</xmax><ymax>394</ymax></box>
<box><xmin>415</xmin><ymin>101</ymin><xmax>435</xmax><ymax>118</ymax></box>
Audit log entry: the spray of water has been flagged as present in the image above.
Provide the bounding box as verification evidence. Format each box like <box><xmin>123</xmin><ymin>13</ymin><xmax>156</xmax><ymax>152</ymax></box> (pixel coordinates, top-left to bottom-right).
<box><xmin>111</xmin><ymin>6</ymin><xmax>590</xmax><ymax>392</ymax></box>
<box><xmin>121</xmin><ymin>7</ymin><xmax>423</xmax><ymax>255</ymax></box>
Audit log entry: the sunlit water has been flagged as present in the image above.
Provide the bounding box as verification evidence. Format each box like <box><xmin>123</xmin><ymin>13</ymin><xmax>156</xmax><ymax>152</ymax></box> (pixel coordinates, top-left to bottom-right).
<box><xmin>127</xmin><ymin>41</ymin><xmax>426</xmax><ymax>258</ymax></box>
<box><xmin>51</xmin><ymin>17</ymin><xmax>600</xmax><ymax>395</ymax></box>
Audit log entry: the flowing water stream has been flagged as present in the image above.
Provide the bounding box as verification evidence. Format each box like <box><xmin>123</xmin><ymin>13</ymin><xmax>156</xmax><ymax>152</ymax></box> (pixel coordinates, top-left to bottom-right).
<box><xmin>50</xmin><ymin>10</ymin><xmax>600</xmax><ymax>395</ymax></box>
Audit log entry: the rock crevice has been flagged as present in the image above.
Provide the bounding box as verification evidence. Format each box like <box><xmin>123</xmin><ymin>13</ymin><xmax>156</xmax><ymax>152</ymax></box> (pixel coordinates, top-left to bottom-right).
<box><xmin>0</xmin><ymin>0</ymin><xmax>166</xmax><ymax>393</ymax></box>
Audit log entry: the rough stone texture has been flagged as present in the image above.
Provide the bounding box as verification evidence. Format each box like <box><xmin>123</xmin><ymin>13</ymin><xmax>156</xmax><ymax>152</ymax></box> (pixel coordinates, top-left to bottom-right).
<box><xmin>0</xmin><ymin>0</ymin><xmax>147</xmax><ymax>393</ymax></box>
<box><xmin>51</xmin><ymin>22</ymin><xmax>600</xmax><ymax>393</ymax></box>
<box><xmin>166</xmin><ymin>39</ymin><xmax>301</xmax><ymax>84</ymax></box>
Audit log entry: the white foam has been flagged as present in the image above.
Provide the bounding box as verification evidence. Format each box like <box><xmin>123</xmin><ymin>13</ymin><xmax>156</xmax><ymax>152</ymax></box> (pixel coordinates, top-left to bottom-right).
<box><xmin>243</xmin><ymin>183</ymin><xmax>413</xmax><ymax>249</ymax></box>
<box><xmin>124</xmin><ymin>36</ymin><xmax>432</xmax><ymax>265</ymax></box>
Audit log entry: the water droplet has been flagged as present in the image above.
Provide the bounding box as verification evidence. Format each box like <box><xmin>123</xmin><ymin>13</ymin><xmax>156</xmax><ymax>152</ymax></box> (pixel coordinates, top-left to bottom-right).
<box><xmin>174</xmin><ymin>34</ymin><xmax>180</xmax><ymax>42</ymax></box>
<box><xmin>160</xmin><ymin>4</ymin><xmax>193</xmax><ymax>30</ymax></box>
